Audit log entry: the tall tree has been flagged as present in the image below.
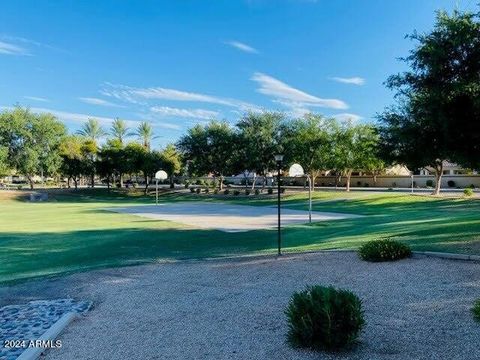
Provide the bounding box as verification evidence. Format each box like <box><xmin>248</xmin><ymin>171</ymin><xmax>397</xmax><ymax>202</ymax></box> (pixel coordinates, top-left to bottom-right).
<box><xmin>135</xmin><ymin>121</ymin><xmax>154</xmax><ymax>150</ymax></box>
<box><xmin>110</xmin><ymin>118</ymin><xmax>130</xmax><ymax>145</ymax></box>
<box><xmin>378</xmin><ymin>9</ymin><xmax>480</xmax><ymax>195</ymax></box>
<box><xmin>161</xmin><ymin>144</ymin><xmax>182</xmax><ymax>188</ymax></box>
<box><xmin>331</xmin><ymin>122</ymin><xmax>379</xmax><ymax>192</ymax></box>
<box><xmin>236</xmin><ymin>112</ymin><xmax>284</xmax><ymax>189</ymax></box>
<box><xmin>59</xmin><ymin>136</ymin><xmax>84</xmax><ymax>189</ymax></box>
<box><xmin>283</xmin><ymin>114</ymin><xmax>335</xmax><ymax>190</ymax></box>
<box><xmin>77</xmin><ymin>118</ymin><xmax>106</xmax><ymax>142</ymax></box>
<box><xmin>0</xmin><ymin>107</ymin><xmax>66</xmax><ymax>188</ymax></box>
<box><xmin>177</xmin><ymin>121</ymin><xmax>235</xmax><ymax>190</ymax></box>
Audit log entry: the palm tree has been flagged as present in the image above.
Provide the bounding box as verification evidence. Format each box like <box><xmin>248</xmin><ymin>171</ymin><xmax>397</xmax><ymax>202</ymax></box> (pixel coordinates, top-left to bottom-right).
<box><xmin>77</xmin><ymin>118</ymin><xmax>106</xmax><ymax>141</ymax></box>
<box><xmin>110</xmin><ymin>118</ymin><xmax>130</xmax><ymax>145</ymax></box>
<box><xmin>135</xmin><ymin>121</ymin><xmax>154</xmax><ymax>150</ymax></box>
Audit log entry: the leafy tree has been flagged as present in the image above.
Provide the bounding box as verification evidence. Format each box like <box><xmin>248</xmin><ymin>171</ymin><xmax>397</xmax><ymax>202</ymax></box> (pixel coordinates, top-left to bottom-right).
<box><xmin>331</xmin><ymin>122</ymin><xmax>379</xmax><ymax>192</ymax></box>
<box><xmin>81</xmin><ymin>139</ymin><xmax>98</xmax><ymax>188</ymax></box>
<box><xmin>59</xmin><ymin>136</ymin><xmax>84</xmax><ymax>189</ymax></box>
<box><xmin>110</xmin><ymin>118</ymin><xmax>130</xmax><ymax>145</ymax></box>
<box><xmin>0</xmin><ymin>107</ymin><xmax>66</xmax><ymax>188</ymax></box>
<box><xmin>77</xmin><ymin>118</ymin><xmax>106</xmax><ymax>141</ymax></box>
<box><xmin>236</xmin><ymin>112</ymin><xmax>284</xmax><ymax>189</ymax></box>
<box><xmin>177</xmin><ymin>121</ymin><xmax>236</xmax><ymax>189</ymax></box>
<box><xmin>161</xmin><ymin>144</ymin><xmax>182</xmax><ymax>188</ymax></box>
<box><xmin>378</xmin><ymin>9</ymin><xmax>480</xmax><ymax>195</ymax></box>
<box><xmin>283</xmin><ymin>114</ymin><xmax>335</xmax><ymax>190</ymax></box>
<box><xmin>0</xmin><ymin>146</ymin><xmax>8</xmax><ymax>176</ymax></box>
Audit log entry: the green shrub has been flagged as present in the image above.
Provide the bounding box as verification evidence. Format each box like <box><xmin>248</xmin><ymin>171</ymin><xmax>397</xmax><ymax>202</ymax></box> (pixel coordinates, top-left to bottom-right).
<box><xmin>190</xmin><ymin>188</ymin><xmax>196</xmax><ymax>193</ymax></box>
<box><xmin>213</xmin><ymin>189</ymin><xmax>219</xmax><ymax>194</ymax></box>
<box><xmin>196</xmin><ymin>188</ymin><xmax>201</xmax><ymax>194</ymax></box>
<box><xmin>426</xmin><ymin>179</ymin><xmax>433</xmax><ymax>187</ymax></box>
<box><xmin>204</xmin><ymin>188</ymin><xmax>209</xmax><ymax>194</ymax></box>
<box><xmin>267</xmin><ymin>187</ymin><xmax>273</xmax><ymax>194</ymax></box>
<box><xmin>286</xmin><ymin>285</ymin><xmax>365</xmax><ymax>351</ymax></box>
<box><xmin>254</xmin><ymin>189</ymin><xmax>261</xmax><ymax>195</ymax></box>
<box><xmin>233</xmin><ymin>190</ymin><xmax>240</xmax><ymax>196</ymax></box>
<box><xmin>464</xmin><ymin>188</ymin><xmax>474</xmax><ymax>197</ymax></box>
<box><xmin>245</xmin><ymin>189</ymin><xmax>251</xmax><ymax>195</ymax></box>
<box><xmin>358</xmin><ymin>238</ymin><xmax>412</xmax><ymax>262</ymax></box>
<box><xmin>447</xmin><ymin>180</ymin><xmax>455</xmax><ymax>187</ymax></box>
<box><xmin>472</xmin><ymin>299</ymin><xmax>480</xmax><ymax>322</ymax></box>
<box><xmin>223</xmin><ymin>189</ymin><xmax>230</xmax><ymax>195</ymax></box>
<box><xmin>280</xmin><ymin>187</ymin><xmax>286</xmax><ymax>194</ymax></box>
<box><xmin>184</xmin><ymin>181</ymin><xmax>190</xmax><ymax>189</ymax></box>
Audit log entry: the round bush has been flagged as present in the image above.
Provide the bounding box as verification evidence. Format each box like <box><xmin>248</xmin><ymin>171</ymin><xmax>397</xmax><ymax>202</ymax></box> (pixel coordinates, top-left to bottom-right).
<box><xmin>254</xmin><ymin>188</ymin><xmax>261</xmax><ymax>195</ymax></box>
<box><xmin>223</xmin><ymin>189</ymin><xmax>230</xmax><ymax>195</ymax></box>
<box><xmin>195</xmin><ymin>188</ymin><xmax>201</xmax><ymax>194</ymax></box>
<box><xmin>358</xmin><ymin>238</ymin><xmax>411</xmax><ymax>262</ymax></box>
<box><xmin>464</xmin><ymin>188</ymin><xmax>474</xmax><ymax>197</ymax></box>
<box><xmin>286</xmin><ymin>285</ymin><xmax>365</xmax><ymax>351</ymax></box>
<box><xmin>189</xmin><ymin>188</ymin><xmax>196</xmax><ymax>193</ymax></box>
<box><xmin>426</xmin><ymin>179</ymin><xmax>434</xmax><ymax>187</ymax></box>
<box><xmin>447</xmin><ymin>180</ymin><xmax>455</xmax><ymax>187</ymax></box>
<box><xmin>245</xmin><ymin>189</ymin><xmax>251</xmax><ymax>195</ymax></box>
<box><xmin>233</xmin><ymin>190</ymin><xmax>240</xmax><ymax>196</ymax></box>
<box><xmin>472</xmin><ymin>299</ymin><xmax>480</xmax><ymax>322</ymax></box>
<box><xmin>267</xmin><ymin>187</ymin><xmax>273</xmax><ymax>194</ymax></box>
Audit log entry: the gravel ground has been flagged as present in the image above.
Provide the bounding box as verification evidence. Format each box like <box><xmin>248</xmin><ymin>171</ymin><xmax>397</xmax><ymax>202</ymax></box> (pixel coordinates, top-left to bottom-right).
<box><xmin>2</xmin><ymin>252</ymin><xmax>479</xmax><ymax>360</ymax></box>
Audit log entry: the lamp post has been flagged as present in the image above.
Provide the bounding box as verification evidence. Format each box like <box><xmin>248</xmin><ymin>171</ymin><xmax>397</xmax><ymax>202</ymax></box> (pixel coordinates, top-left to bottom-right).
<box><xmin>274</xmin><ymin>154</ymin><xmax>284</xmax><ymax>256</ymax></box>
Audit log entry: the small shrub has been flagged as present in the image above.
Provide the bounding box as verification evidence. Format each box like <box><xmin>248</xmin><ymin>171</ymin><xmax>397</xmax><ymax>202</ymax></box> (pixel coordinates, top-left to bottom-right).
<box><xmin>357</xmin><ymin>181</ymin><xmax>362</xmax><ymax>186</ymax></box>
<box><xmin>196</xmin><ymin>188</ymin><xmax>201</xmax><ymax>194</ymax></box>
<box><xmin>184</xmin><ymin>181</ymin><xmax>190</xmax><ymax>189</ymax></box>
<box><xmin>364</xmin><ymin>183</ymin><xmax>369</xmax><ymax>187</ymax></box>
<box><xmin>426</xmin><ymin>179</ymin><xmax>433</xmax><ymax>187</ymax></box>
<box><xmin>280</xmin><ymin>187</ymin><xmax>286</xmax><ymax>194</ymax></box>
<box><xmin>464</xmin><ymin>188</ymin><xmax>474</xmax><ymax>197</ymax></box>
<box><xmin>469</xmin><ymin>184</ymin><xmax>476</xmax><ymax>189</ymax></box>
<box><xmin>213</xmin><ymin>189</ymin><xmax>219</xmax><ymax>194</ymax></box>
<box><xmin>223</xmin><ymin>189</ymin><xmax>230</xmax><ymax>195</ymax></box>
<box><xmin>392</xmin><ymin>182</ymin><xmax>397</xmax><ymax>188</ymax></box>
<box><xmin>255</xmin><ymin>189</ymin><xmax>261</xmax><ymax>195</ymax></box>
<box><xmin>447</xmin><ymin>180</ymin><xmax>455</xmax><ymax>187</ymax></box>
<box><xmin>286</xmin><ymin>285</ymin><xmax>365</xmax><ymax>351</ymax></box>
<box><xmin>190</xmin><ymin>188</ymin><xmax>196</xmax><ymax>193</ymax></box>
<box><xmin>358</xmin><ymin>238</ymin><xmax>412</xmax><ymax>262</ymax></box>
<box><xmin>17</xmin><ymin>185</ymin><xmax>23</xmax><ymax>190</ymax></box>
<box><xmin>233</xmin><ymin>190</ymin><xmax>240</xmax><ymax>196</ymax></box>
<box><xmin>472</xmin><ymin>299</ymin><xmax>480</xmax><ymax>322</ymax></box>
<box><xmin>204</xmin><ymin>188</ymin><xmax>209</xmax><ymax>194</ymax></box>
<box><xmin>267</xmin><ymin>187</ymin><xmax>273</xmax><ymax>194</ymax></box>
<box><xmin>245</xmin><ymin>189</ymin><xmax>251</xmax><ymax>195</ymax></box>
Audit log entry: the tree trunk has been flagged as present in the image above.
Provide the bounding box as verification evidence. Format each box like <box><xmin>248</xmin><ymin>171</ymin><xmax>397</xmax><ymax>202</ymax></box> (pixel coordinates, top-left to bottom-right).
<box><xmin>91</xmin><ymin>174</ymin><xmax>95</xmax><ymax>188</ymax></box>
<box><xmin>119</xmin><ymin>174</ymin><xmax>124</xmax><ymax>188</ymax></box>
<box><xmin>106</xmin><ymin>176</ymin><xmax>111</xmax><ymax>190</ymax></box>
<box><xmin>170</xmin><ymin>175</ymin><xmax>174</xmax><ymax>189</ymax></box>
<box><xmin>73</xmin><ymin>178</ymin><xmax>78</xmax><ymax>190</ymax></box>
<box><xmin>373</xmin><ymin>174</ymin><xmax>377</xmax><ymax>187</ymax></box>
<box><xmin>219</xmin><ymin>175</ymin><xmax>224</xmax><ymax>191</ymax></box>
<box><xmin>67</xmin><ymin>177</ymin><xmax>71</xmax><ymax>188</ymax></box>
<box><xmin>345</xmin><ymin>171</ymin><xmax>352</xmax><ymax>192</ymax></box>
<box><xmin>27</xmin><ymin>175</ymin><xmax>34</xmax><ymax>189</ymax></box>
<box><xmin>144</xmin><ymin>175</ymin><xmax>149</xmax><ymax>194</ymax></box>
<box><xmin>433</xmin><ymin>162</ymin><xmax>443</xmax><ymax>196</ymax></box>
<box><xmin>251</xmin><ymin>174</ymin><xmax>257</xmax><ymax>190</ymax></box>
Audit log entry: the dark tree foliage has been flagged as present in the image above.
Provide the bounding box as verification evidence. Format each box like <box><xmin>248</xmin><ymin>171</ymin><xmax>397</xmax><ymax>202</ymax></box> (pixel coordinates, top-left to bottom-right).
<box><xmin>378</xmin><ymin>9</ymin><xmax>480</xmax><ymax>194</ymax></box>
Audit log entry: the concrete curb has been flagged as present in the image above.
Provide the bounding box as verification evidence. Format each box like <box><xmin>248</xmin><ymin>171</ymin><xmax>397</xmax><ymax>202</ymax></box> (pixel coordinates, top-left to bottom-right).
<box><xmin>17</xmin><ymin>312</ymin><xmax>77</xmax><ymax>360</ymax></box>
<box><xmin>413</xmin><ymin>251</ymin><xmax>480</xmax><ymax>262</ymax></box>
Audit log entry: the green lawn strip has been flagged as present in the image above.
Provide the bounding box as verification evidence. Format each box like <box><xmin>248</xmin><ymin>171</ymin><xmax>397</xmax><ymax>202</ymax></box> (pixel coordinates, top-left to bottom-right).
<box><xmin>1</xmin><ymin>190</ymin><xmax>479</xmax><ymax>283</ymax></box>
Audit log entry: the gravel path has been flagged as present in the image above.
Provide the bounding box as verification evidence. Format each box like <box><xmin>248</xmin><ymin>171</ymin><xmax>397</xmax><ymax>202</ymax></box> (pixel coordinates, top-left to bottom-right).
<box><xmin>2</xmin><ymin>252</ymin><xmax>479</xmax><ymax>360</ymax></box>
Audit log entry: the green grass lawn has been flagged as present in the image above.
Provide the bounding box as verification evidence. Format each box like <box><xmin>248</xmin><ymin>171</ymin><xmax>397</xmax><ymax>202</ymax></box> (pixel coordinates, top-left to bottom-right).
<box><xmin>1</xmin><ymin>189</ymin><xmax>479</xmax><ymax>284</ymax></box>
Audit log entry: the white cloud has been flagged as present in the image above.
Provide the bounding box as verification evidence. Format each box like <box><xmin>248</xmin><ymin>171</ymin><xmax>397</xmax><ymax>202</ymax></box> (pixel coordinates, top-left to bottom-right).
<box><xmin>333</xmin><ymin>113</ymin><xmax>363</xmax><ymax>122</ymax></box>
<box><xmin>0</xmin><ymin>41</ymin><xmax>30</xmax><ymax>56</ymax></box>
<box><xmin>150</xmin><ymin>106</ymin><xmax>219</xmax><ymax>120</ymax></box>
<box><xmin>251</xmin><ymin>72</ymin><xmax>348</xmax><ymax>110</ymax></box>
<box><xmin>78</xmin><ymin>97</ymin><xmax>123</xmax><ymax>107</ymax></box>
<box><xmin>225</xmin><ymin>40</ymin><xmax>258</xmax><ymax>54</ymax></box>
<box><xmin>330</xmin><ymin>77</ymin><xmax>365</xmax><ymax>86</ymax></box>
<box><xmin>101</xmin><ymin>83</ymin><xmax>261</xmax><ymax>112</ymax></box>
<box><xmin>24</xmin><ymin>96</ymin><xmax>49</xmax><ymax>102</ymax></box>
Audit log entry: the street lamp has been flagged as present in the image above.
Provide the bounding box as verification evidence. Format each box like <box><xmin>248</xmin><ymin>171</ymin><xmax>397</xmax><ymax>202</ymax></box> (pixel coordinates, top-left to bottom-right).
<box><xmin>274</xmin><ymin>154</ymin><xmax>284</xmax><ymax>256</ymax></box>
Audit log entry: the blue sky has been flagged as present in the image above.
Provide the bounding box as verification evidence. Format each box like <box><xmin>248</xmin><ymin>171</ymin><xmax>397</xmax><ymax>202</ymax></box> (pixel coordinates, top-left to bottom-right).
<box><xmin>0</xmin><ymin>0</ymin><xmax>477</xmax><ymax>147</ymax></box>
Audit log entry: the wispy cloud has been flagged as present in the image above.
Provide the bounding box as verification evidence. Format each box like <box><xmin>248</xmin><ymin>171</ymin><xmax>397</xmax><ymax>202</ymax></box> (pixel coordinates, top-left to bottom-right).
<box><xmin>150</xmin><ymin>106</ymin><xmax>219</xmax><ymax>120</ymax></box>
<box><xmin>101</xmin><ymin>83</ymin><xmax>261</xmax><ymax>112</ymax></box>
<box><xmin>251</xmin><ymin>72</ymin><xmax>348</xmax><ymax>110</ymax></box>
<box><xmin>78</xmin><ymin>97</ymin><xmax>124</xmax><ymax>107</ymax></box>
<box><xmin>333</xmin><ymin>113</ymin><xmax>363</xmax><ymax>122</ymax></box>
<box><xmin>0</xmin><ymin>41</ymin><xmax>30</xmax><ymax>56</ymax></box>
<box><xmin>225</xmin><ymin>40</ymin><xmax>258</xmax><ymax>54</ymax></box>
<box><xmin>24</xmin><ymin>96</ymin><xmax>49</xmax><ymax>102</ymax></box>
<box><xmin>330</xmin><ymin>76</ymin><xmax>365</xmax><ymax>86</ymax></box>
